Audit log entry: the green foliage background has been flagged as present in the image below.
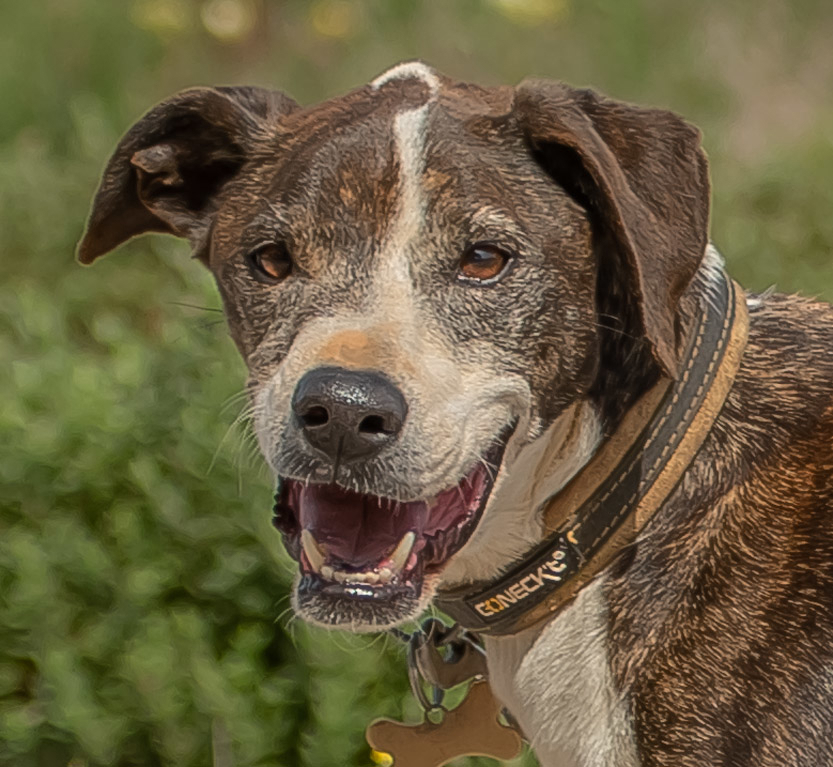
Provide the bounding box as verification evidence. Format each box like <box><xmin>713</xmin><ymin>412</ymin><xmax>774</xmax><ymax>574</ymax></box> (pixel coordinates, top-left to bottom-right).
<box><xmin>1</xmin><ymin>1</ymin><xmax>832</xmax><ymax>765</ymax></box>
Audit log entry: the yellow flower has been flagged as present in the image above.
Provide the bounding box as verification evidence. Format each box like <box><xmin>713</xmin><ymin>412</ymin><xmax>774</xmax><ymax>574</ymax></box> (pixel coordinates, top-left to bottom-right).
<box><xmin>370</xmin><ymin>748</ymin><xmax>394</xmax><ymax>766</ymax></box>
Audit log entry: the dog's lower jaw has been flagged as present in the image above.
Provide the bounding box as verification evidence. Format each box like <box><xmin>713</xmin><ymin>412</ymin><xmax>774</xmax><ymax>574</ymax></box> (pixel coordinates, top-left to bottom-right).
<box><xmin>485</xmin><ymin>578</ymin><xmax>639</xmax><ymax>767</ymax></box>
<box><xmin>291</xmin><ymin>572</ymin><xmax>439</xmax><ymax>632</ymax></box>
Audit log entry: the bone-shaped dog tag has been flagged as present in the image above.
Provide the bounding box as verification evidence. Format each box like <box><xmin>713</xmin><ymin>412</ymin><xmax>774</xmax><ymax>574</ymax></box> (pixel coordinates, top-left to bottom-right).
<box><xmin>366</xmin><ymin>680</ymin><xmax>523</xmax><ymax>767</ymax></box>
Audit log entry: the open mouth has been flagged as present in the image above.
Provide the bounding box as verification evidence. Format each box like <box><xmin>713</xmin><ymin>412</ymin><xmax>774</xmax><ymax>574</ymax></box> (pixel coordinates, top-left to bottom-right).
<box><xmin>272</xmin><ymin>425</ymin><xmax>514</xmax><ymax>615</ymax></box>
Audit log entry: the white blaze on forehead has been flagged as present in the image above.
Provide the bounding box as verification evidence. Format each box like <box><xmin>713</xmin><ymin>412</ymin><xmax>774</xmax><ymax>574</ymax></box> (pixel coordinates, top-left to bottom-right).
<box><xmin>386</xmin><ymin>108</ymin><xmax>429</xmax><ymax>271</ymax></box>
<box><xmin>370</xmin><ymin>61</ymin><xmax>441</xmax><ymax>94</ymax></box>
<box><xmin>370</xmin><ymin>62</ymin><xmax>440</xmax><ymax>311</ymax></box>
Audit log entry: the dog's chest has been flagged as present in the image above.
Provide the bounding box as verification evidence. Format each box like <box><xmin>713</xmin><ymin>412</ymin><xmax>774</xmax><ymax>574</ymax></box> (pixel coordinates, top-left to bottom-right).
<box><xmin>484</xmin><ymin>579</ymin><xmax>639</xmax><ymax>767</ymax></box>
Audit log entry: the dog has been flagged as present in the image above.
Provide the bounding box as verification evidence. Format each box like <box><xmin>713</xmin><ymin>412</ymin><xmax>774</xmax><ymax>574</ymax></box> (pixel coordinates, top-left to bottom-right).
<box><xmin>78</xmin><ymin>61</ymin><xmax>833</xmax><ymax>766</ymax></box>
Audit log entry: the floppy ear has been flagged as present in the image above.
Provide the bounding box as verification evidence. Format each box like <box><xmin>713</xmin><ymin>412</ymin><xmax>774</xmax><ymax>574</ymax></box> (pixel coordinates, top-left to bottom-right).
<box><xmin>77</xmin><ymin>86</ymin><xmax>299</xmax><ymax>265</ymax></box>
<box><xmin>513</xmin><ymin>81</ymin><xmax>711</xmax><ymax>378</ymax></box>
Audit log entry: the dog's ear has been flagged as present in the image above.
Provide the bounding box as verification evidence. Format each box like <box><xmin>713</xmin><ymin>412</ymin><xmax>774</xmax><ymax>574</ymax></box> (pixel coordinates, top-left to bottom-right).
<box><xmin>77</xmin><ymin>86</ymin><xmax>298</xmax><ymax>265</ymax></box>
<box><xmin>513</xmin><ymin>81</ymin><xmax>710</xmax><ymax>378</ymax></box>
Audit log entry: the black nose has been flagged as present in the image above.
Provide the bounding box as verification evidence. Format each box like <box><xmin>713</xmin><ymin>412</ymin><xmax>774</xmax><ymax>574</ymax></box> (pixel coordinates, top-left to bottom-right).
<box><xmin>291</xmin><ymin>367</ymin><xmax>408</xmax><ymax>463</ymax></box>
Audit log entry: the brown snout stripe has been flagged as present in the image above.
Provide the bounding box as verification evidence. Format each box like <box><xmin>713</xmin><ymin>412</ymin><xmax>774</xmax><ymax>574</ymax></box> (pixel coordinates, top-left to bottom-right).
<box><xmin>315</xmin><ymin>327</ymin><xmax>416</xmax><ymax>376</ymax></box>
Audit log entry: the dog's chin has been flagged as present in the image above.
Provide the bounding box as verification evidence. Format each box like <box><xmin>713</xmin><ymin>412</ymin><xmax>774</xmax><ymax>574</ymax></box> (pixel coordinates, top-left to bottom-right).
<box><xmin>273</xmin><ymin>425</ymin><xmax>514</xmax><ymax>631</ymax></box>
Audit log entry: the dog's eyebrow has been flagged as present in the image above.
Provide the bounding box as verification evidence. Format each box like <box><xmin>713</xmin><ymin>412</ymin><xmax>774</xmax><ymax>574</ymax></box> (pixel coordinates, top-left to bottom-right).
<box><xmin>468</xmin><ymin>206</ymin><xmax>527</xmax><ymax>240</ymax></box>
<box><xmin>470</xmin><ymin>206</ymin><xmax>520</xmax><ymax>229</ymax></box>
<box><xmin>239</xmin><ymin>208</ymin><xmax>289</xmax><ymax>238</ymax></box>
<box><xmin>231</xmin><ymin>207</ymin><xmax>300</xmax><ymax>255</ymax></box>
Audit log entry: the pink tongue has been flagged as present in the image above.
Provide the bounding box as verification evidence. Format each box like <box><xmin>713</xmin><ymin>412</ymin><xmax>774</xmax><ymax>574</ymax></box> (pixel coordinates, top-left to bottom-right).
<box><xmin>294</xmin><ymin>483</ymin><xmax>429</xmax><ymax>567</ymax></box>
<box><xmin>285</xmin><ymin>463</ymin><xmax>490</xmax><ymax>569</ymax></box>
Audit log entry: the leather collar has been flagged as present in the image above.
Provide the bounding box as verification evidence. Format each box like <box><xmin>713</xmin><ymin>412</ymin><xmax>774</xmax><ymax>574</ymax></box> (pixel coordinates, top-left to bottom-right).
<box><xmin>435</xmin><ymin>270</ymin><xmax>749</xmax><ymax>636</ymax></box>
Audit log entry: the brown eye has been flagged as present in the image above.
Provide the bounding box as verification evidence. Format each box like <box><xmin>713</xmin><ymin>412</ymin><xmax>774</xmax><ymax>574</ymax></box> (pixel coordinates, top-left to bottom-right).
<box><xmin>247</xmin><ymin>243</ymin><xmax>292</xmax><ymax>283</ymax></box>
<box><xmin>458</xmin><ymin>243</ymin><xmax>513</xmax><ymax>284</ymax></box>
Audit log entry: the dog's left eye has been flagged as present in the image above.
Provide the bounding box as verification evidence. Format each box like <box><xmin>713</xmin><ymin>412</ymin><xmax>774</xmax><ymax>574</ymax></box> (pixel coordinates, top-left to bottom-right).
<box><xmin>247</xmin><ymin>243</ymin><xmax>292</xmax><ymax>283</ymax></box>
<box><xmin>458</xmin><ymin>243</ymin><xmax>513</xmax><ymax>284</ymax></box>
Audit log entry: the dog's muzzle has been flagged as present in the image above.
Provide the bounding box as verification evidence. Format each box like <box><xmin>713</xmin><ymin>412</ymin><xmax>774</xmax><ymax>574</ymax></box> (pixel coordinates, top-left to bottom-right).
<box><xmin>272</xmin><ymin>367</ymin><xmax>515</xmax><ymax>626</ymax></box>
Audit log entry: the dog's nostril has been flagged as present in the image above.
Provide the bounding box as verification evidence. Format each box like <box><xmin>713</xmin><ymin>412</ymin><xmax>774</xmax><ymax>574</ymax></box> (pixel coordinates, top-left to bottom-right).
<box><xmin>358</xmin><ymin>414</ymin><xmax>391</xmax><ymax>435</ymax></box>
<box><xmin>300</xmin><ymin>405</ymin><xmax>329</xmax><ymax>428</ymax></box>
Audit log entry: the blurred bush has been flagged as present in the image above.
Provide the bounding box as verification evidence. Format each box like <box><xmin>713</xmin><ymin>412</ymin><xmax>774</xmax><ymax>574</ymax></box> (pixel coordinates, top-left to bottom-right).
<box><xmin>1</xmin><ymin>0</ymin><xmax>831</xmax><ymax>765</ymax></box>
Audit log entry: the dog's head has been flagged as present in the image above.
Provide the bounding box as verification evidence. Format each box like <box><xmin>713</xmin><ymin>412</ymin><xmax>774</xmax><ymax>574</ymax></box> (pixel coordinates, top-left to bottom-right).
<box><xmin>79</xmin><ymin>62</ymin><xmax>710</xmax><ymax>631</ymax></box>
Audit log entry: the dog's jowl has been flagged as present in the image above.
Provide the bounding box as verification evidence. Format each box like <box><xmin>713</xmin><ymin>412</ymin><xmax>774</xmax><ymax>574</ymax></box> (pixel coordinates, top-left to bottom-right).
<box><xmin>79</xmin><ymin>62</ymin><xmax>833</xmax><ymax>767</ymax></box>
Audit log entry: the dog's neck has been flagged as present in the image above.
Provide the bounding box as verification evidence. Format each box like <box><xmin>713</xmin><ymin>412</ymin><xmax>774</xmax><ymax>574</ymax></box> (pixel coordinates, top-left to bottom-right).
<box><xmin>483</xmin><ymin>578</ymin><xmax>640</xmax><ymax>767</ymax></box>
<box><xmin>471</xmin><ymin>247</ymin><xmax>726</xmax><ymax>766</ymax></box>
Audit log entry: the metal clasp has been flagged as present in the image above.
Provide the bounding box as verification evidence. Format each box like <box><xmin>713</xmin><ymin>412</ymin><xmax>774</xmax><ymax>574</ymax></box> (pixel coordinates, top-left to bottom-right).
<box><xmin>404</xmin><ymin>617</ymin><xmax>488</xmax><ymax>713</ymax></box>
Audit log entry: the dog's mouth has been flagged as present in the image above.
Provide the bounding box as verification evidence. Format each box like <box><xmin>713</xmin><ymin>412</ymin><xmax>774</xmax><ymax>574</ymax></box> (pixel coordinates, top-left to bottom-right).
<box><xmin>272</xmin><ymin>426</ymin><xmax>513</xmax><ymax>622</ymax></box>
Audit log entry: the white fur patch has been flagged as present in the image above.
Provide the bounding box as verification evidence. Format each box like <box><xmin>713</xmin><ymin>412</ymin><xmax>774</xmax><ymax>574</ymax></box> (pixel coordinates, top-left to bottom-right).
<box><xmin>440</xmin><ymin>402</ymin><xmax>602</xmax><ymax>587</ymax></box>
<box><xmin>485</xmin><ymin>579</ymin><xmax>639</xmax><ymax>767</ymax></box>
<box><xmin>388</xmin><ymin>107</ymin><xmax>429</xmax><ymax>261</ymax></box>
<box><xmin>703</xmin><ymin>242</ymin><xmax>725</xmax><ymax>273</ymax></box>
<box><xmin>371</xmin><ymin>64</ymin><xmax>439</xmax><ymax>322</ymax></box>
<box><xmin>371</xmin><ymin>61</ymin><xmax>440</xmax><ymax>95</ymax></box>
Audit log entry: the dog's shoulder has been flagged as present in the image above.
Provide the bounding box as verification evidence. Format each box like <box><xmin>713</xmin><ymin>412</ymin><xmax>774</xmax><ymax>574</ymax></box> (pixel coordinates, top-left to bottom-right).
<box><xmin>744</xmin><ymin>289</ymin><xmax>833</xmax><ymax>376</ymax></box>
<box><xmin>605</xmin><ymin>289</ymin><xmax>833</xmax><ymax>766</ymax></box>
<box><xmin>728</xmin><ymin>290</ymin><xmax>833</xmax><ymax>447</ymax></box>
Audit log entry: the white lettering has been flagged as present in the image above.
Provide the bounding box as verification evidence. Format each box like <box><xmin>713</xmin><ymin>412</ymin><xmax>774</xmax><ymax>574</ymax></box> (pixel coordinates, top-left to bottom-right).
<box><xmin>520</xmin><ymin>574</ymin><xmax>542</xmax><ymax>593</ymax></box>
<box><xmin>472</xmin><ymin>550</ymin><xmax>573</xmax><ymax>619</ymax></box>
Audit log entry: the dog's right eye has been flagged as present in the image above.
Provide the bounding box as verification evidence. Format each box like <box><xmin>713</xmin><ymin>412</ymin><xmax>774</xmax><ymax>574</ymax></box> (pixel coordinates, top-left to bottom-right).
<box><xmin>247</xmin><ymin>243</ymin><xmax>292</xmax><ymax>284</ymax></box>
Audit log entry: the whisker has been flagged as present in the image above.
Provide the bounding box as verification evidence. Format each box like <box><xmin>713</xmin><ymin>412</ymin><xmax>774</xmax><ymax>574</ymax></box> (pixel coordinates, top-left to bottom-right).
<box><xmin>597</xmin><ymin>312</ymin><xmax>625</xmax><ymax>326</ymax></box>
<box><xmin>168</xmin><ymin>300</ymin><xmax>224</xmax><ymax>313</ymax></box>
<box><xmin>207</xmin><ymin>401</ymin><xmax>258</xmax><ymax>475</ymax></box>
<box><xmin>276</xmin><ymin>604</ymin><xmax>296</xmax><ymax>629</ymax></box>
<box><xmin>198</xmin><ymin>319</ymin><xmax>228</xmax><ymax>331</ymax></box>
<box><xmin>220</xmin><ymin>388</ymin><xmax>252</xmax><ymax>414</ymax></box>
<box><xmin>592</xmin><ymin>321</ymin><xmax>638</xmax><ymax>341</ymax></box>
<box><xmin>479</xmin><ymin>458</ymin><xmax>498</xmax><ymax>483</ymax></box>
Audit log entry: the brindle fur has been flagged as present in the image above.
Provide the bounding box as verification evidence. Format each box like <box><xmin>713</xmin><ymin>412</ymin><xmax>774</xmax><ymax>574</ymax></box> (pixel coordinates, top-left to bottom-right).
<box><xmin>606</xmin><ymin>293</ymin><xmax>833</xmax><ymax>766</ymax></box>
<box><xmin>78</xmin><ymin>63</ymin><xmax>833</xmax><ymax>766</ymax></box>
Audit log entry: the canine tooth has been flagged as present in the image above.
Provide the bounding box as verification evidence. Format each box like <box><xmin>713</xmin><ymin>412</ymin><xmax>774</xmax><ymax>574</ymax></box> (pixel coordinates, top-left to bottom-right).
<box><xmin>321</xmin><ymin>565</ymin><xmax>334</xmax><ymax>580</ymax></box>
<box><xmin>301</xmin><ymin>530</ymin><xmax>325</xmax><ymax>574</ymax></box>
<box><xmin>389</xmin><ymin>532</ymin><xmax>416</xmax><ymax>574</ymax></box>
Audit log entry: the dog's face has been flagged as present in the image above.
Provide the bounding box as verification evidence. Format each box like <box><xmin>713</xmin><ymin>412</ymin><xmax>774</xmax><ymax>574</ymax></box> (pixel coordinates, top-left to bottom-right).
<box><xmin>214</xmin><ymin>67</ymin><xmax>602</xmax><ymax>629</ymax></box>
<box><xmin>78</xmin><ymin>62</ymin><xmax>710</xmax><ymax>631</ymax></box>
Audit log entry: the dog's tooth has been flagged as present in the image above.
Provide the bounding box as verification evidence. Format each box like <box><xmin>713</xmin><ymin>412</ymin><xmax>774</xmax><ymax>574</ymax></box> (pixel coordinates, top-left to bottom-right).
<box><xmin>389</xmin><ymin>532</ymin><xmax>416</xmax><ymax>575</ymax></box>
<box><xmin>301</xmin><ymin>530</ymin><xmax>325</xmax><ymax>574</ymax></box>
<box><xmin>323</xmin><ymin>568</ymin><xmax>390</xmax><ymax>585</ymax></box>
